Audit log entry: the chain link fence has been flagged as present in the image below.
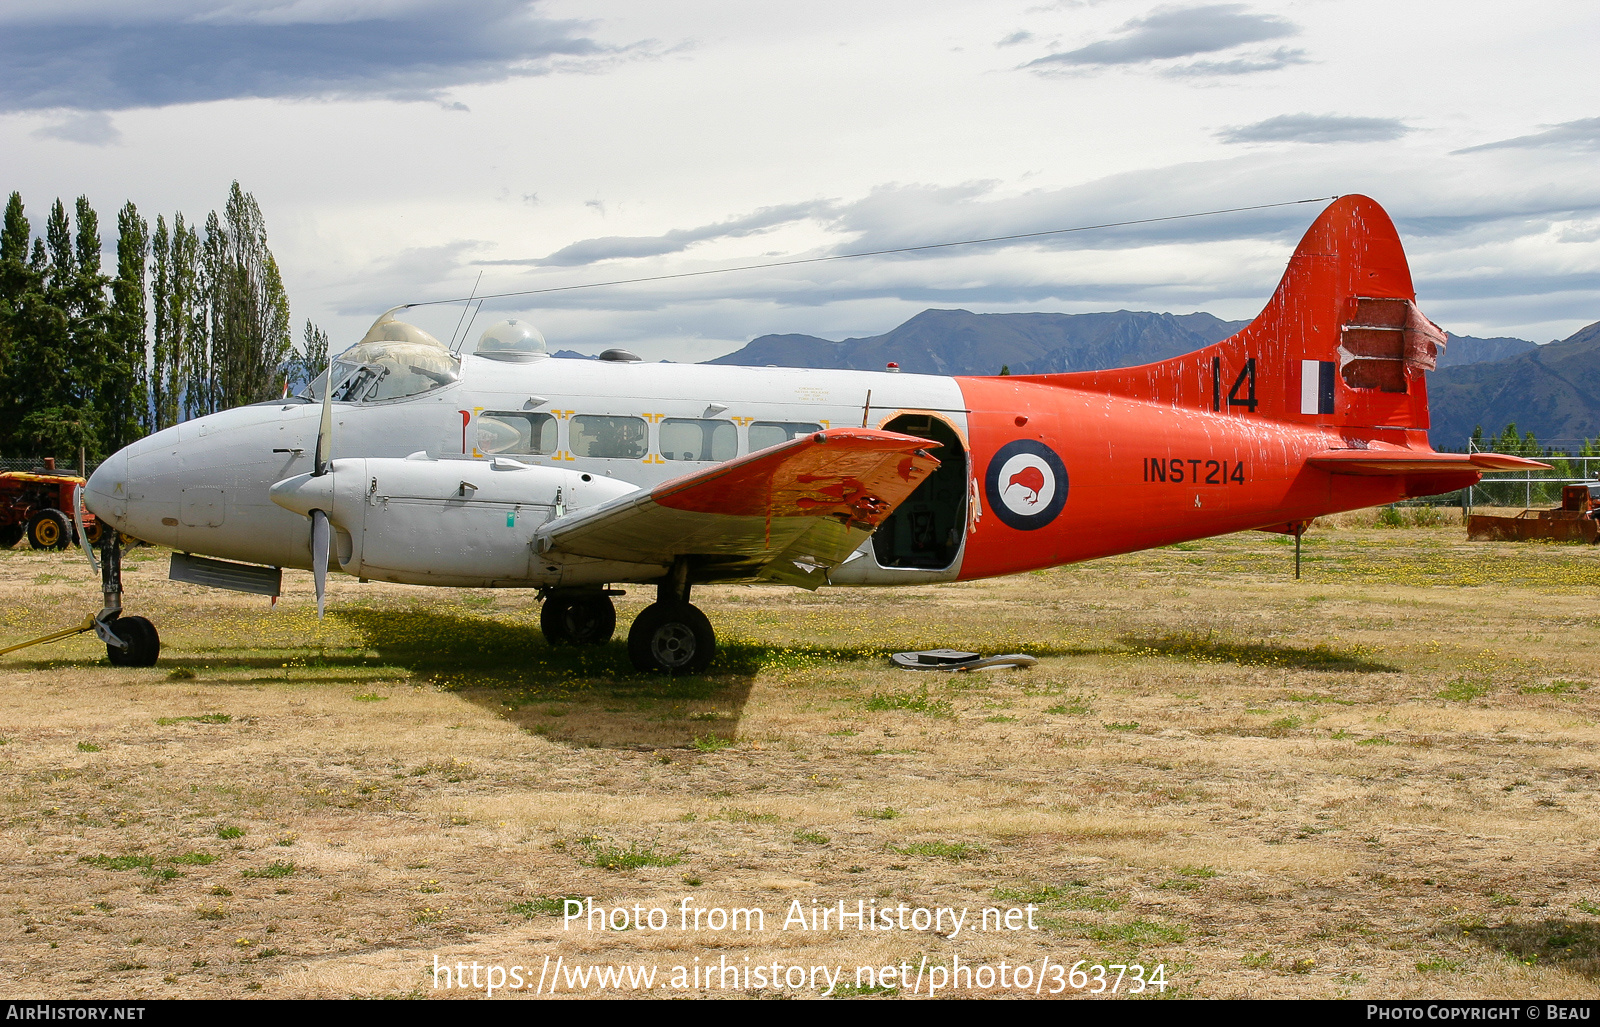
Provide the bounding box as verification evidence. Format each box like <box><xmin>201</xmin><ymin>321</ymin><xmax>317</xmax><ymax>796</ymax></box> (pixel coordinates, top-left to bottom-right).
<box><xmin>0</xmin><ymin>456</ymin><xmax>102</xmax><ymax>476</ymax></box>
<box><xmin>1396</xmin><ymin>439</ymin><xmax>1600</xmax><ymax>509</ymax></box>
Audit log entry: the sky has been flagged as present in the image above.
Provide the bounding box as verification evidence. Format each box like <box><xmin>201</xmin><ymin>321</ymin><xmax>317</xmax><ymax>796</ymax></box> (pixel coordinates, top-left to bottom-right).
<box><xmin>2</xmin><ymin>0</ymin><xmax>1598</xmax><ymax>362</ymax></box>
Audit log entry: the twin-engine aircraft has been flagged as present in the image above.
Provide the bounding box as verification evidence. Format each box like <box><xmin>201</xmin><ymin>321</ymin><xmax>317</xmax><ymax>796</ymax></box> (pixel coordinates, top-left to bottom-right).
<box><xmin>80</xmin><ymin>195</ymin><xmax>1544</xmax><ymax>673</ymax></box>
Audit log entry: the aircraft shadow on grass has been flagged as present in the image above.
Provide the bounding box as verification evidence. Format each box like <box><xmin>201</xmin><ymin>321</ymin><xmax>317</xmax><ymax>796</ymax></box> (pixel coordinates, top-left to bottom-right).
<box><xmin>322</xmin><ymin>607</ymin><xmax>1103</xmax><ymax>750</ymax></box>
<box><xmin>1463</xmin><ymin>919</ymin><xmax>1600</xmax><ymax>980</ymax></box>
<box><xmin>1119</xmin><ymin>631</ymin><xmax>1399</xmax><ymax>674</ymax></box>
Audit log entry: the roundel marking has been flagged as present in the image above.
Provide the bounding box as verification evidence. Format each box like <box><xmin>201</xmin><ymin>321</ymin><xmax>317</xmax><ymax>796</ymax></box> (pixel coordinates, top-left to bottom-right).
<box><xmin>984</xmin><ymin>439</ymin><xmax>1068</xmax><ymax>531</ymax></box>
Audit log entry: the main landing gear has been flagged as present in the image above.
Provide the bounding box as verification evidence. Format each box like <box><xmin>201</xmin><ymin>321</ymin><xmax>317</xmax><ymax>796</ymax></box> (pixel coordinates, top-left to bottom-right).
<box><xmin>627</xmin><ymin>559</ymin><xmax>715</xmax><ymax>675</ymax></box>
<box><xmin>537</xmin><ymin>562</ymin><xmax>717</xmax><ymax>675</ymax></box>
<box><xmin>540</xmin><ymin>590</ymin><xmax>620</xmax><ymax>645</ymax></box>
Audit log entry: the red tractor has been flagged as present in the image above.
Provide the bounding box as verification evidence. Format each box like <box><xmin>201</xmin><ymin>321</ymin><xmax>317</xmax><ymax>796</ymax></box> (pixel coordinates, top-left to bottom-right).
<box><xmin>0</xmin><ymin>460</ymin><xmax>102</xmax><ymax>550</ymax></box>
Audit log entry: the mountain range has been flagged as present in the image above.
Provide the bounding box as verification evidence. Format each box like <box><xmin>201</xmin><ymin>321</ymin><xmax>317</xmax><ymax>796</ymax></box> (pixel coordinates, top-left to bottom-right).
<box><xmin>706</xmin><ymin>309</ymin><xmax>1595</xmax><ymax>448</ymax></box>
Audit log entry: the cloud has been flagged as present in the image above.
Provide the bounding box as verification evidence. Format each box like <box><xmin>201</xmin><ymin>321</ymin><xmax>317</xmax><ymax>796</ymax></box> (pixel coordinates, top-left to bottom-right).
<box><xmin>0</xmin><ymin>0</ymin><xmax>616</xmax><ymax>112</ymax></box>
<box><xmin>30</xmin><ymin>110</ymin><xmax>120</xmax><ymax>145</ymax></box>
<box><xmin>489</xmin><ymin>200</ymin><xmax>840</xmax><ymax>267</ymax></box>
<box><xmin>1217</xmin><ymin>113</ymin><xmax>1411</xmax><ymax>145</ymax></box>
<box><xmin>1452</xmin><ymin>117</ymin><xmax>1600</xmax><ymax>154</ymax></box>
<box><xmin>1026</xmin><ymin>3</ymin><xmax>1296</xmax><ymax>72</ymax></box>
<box><xmin>996</xmin><ymin>30</ymin><xmax>1034</xmax><ymax>47</ymax></box>
<box><xmin>1165</xmin><ymin>47</ymin><xmax>1306</xmax><ymax>75</ymax></box>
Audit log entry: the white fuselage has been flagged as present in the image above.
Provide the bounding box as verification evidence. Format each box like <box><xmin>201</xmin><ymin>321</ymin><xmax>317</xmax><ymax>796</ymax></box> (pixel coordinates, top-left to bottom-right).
<box><xmin>85</xmin><ymin>354</ymin><xmax>971</xmax><ymax>588</ymax></box>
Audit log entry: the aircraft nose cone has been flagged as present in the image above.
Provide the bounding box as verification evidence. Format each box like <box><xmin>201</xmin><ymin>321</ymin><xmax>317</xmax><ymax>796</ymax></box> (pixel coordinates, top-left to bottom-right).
<box><xmin>83</xmin><ymin>449</ymin><xmax>130</xmax><ymax>529</ymax></box>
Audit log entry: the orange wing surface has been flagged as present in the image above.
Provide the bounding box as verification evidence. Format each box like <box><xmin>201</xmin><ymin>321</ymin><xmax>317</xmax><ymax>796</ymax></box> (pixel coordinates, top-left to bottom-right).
<box><xmin>536</xmin><ymin>428</ymin><xmax>941</xmax><ymax>588</ymax></box>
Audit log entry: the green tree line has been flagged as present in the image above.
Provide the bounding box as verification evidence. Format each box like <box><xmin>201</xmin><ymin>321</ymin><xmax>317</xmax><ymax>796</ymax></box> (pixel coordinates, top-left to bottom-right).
<box><xmin>0</xmin><ymin>182</ymin><xmax>326</xmax><ymax>461</ymax></box>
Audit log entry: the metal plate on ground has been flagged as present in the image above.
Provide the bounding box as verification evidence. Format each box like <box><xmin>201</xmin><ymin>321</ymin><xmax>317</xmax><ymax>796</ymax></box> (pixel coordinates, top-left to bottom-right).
<box><xmin>891</xmin><ymin>650</ymin><xmax>1037</xmax><ymax>672</ymax></box>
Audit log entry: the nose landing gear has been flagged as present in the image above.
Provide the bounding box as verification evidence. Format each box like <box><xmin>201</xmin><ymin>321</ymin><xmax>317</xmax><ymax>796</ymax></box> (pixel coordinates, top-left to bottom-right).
<box><xmin>93</xmin><ymin>533</ymin><xmax>160</xmax><ymax>667</ymax></box>
<box><xmin>0</xmin><ymin>532</ymin><xmax>159</xmax><ymax>666</ymax></box>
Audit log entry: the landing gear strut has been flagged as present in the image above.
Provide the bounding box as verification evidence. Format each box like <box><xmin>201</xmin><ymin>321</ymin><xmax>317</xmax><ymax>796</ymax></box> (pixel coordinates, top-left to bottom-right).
<box><xmin>94</xmin><ymin>533</ymin><xmax>160</xmax><ymax>667</ymax></box>
<box><xmin>540</xmin><ymin>590</ymin><xmax>618</xmax><ymax>645</ymax></box>
<box><xmin>627</xmin><ymin>558</ymin><xmax>716</xmax><ymax>675</ymax></box>
<box><xmin>0</xmin><ymin>520</ymin><xmax>158</xmax><ymax>665</ymax></box>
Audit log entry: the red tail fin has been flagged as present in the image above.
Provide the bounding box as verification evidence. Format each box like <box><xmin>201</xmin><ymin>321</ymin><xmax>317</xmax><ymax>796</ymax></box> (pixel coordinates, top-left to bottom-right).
<box><xmin>1024</xmin><ymin>195</ymin><xmax>1441</xmax><ymax>432</ymax></box>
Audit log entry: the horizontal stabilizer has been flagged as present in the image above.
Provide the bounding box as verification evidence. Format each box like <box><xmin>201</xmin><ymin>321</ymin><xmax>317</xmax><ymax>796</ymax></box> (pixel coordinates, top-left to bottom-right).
<box><xmin>538</xmin><ymin>428</ymin><xmax>941</xmax><ymax>586</ymax></box>
<box><xmin>1306</xmin><ymin>451</ymin><xmax>1551</xmax><ymax>477</ymax></box>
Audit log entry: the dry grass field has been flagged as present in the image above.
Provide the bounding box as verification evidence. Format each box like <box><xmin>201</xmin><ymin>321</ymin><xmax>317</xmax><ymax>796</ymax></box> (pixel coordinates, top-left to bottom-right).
<box><xmin>1</xmin><ymin>507</ymin><xmax>1598</xmax><ymax>1000</ymax></box>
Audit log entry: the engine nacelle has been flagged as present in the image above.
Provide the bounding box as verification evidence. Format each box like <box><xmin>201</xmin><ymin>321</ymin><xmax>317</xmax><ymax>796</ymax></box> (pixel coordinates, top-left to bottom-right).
<box><xmin>270</xmin><ymin>455</ymin><xmax>640</xmax><ymax>586</ymax></box>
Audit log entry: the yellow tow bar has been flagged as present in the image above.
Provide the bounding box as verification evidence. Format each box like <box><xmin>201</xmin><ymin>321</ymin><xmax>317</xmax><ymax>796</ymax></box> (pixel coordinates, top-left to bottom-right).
<box><xmin>0</xmin><ymin>614</ymin><xmax>97</xmax><ymax>657</ymax></box>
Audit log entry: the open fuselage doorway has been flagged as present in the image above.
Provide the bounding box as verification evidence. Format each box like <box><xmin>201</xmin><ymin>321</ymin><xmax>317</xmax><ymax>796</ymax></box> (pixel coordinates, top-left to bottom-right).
<box><xmin>871</xmin><ymin>413</ymin><xmax>968</xmax><ymax>570</ymax></box>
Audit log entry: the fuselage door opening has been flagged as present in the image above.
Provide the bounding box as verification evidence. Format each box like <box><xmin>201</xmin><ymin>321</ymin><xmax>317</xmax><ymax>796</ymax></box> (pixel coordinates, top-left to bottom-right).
<box><xmin>870</xmin><ymin>413</ymin><xmax>967</xmax><ymax>570</ymax></box>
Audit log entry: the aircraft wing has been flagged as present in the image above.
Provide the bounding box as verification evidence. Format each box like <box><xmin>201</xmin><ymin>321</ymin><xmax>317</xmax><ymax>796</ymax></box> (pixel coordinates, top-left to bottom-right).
<box><xmin>535</xmin><ymin>428</ymin><xmax>941</xmax><ymax>588</ymax></box>
<box><xmin>1306</xmin><ymin>450</ymin><xmax>1552</xmax><ymax>476</ymax></box>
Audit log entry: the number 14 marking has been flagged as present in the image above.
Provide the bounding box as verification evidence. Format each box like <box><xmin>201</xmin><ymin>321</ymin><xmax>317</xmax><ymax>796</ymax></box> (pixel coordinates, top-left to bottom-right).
<box><xmin>1211</xmin><ymin>356</ymin><xmax>1258</xmax><ymax>413</ymax></box>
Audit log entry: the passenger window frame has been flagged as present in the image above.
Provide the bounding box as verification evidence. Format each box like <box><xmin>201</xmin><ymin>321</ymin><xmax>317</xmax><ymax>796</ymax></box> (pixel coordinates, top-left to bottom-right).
<box><xmin>659</xmin><ymin>417</ymin><xmax>738</xmax><ymax>462</ymax></box>
<box><xmin>746</xmin><ymin>420</ymin><xmax>823</xmax><ymax>453</ymax></box>
<box><xmin>569</xmin><ymin>413</ymin><xmax>651</xmax><ymax>460</ymax></box>
<box><xmin>475</xmin><ymin>410</ymin><xmax>560</xmax><ymax>457</ymax></box>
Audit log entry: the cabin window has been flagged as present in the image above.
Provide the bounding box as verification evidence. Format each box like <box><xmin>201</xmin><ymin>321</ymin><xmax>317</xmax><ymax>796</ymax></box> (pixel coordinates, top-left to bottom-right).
<box><xmin>748</xmin><ymin>421</ymin><xmax>822</xmax><ymax>452</ymax></box>
<box><xmin>660</xmin><ymin>418</ymin><xmax>737</xmax><ymax>462</ymax></box>
<box><xmin>570</xmin><ymin>415</ymin><xmax>648</xmax><ymax>459</ymax></box>
<box><xmin>476</xmin><ymin>411</ymin><xmax>557</xmax><ymax>455</ymax></box>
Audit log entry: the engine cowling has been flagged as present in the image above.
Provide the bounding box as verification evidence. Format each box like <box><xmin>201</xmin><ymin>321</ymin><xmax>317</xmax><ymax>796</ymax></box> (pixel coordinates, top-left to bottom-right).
<box><xmin>270</xmin><ymin>455</ymin><xmax>639</xmax><ymax>586</ymax></box>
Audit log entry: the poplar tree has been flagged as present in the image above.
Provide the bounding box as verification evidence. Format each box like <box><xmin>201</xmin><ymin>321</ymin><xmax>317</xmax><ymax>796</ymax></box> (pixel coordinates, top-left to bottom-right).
<box><xmin>288</xmin><ymin>318</ymin><xmax>329</xmax><ymax>391</ymax></box>
<box><xmin>106</xmin><ymin>202</ymin><xmax>149</xmax><ymax>447</ymax></box>
<box><xmin>0</xmin><ymin>183</ymin><xmax>301</xmax><ymax>455</ymax></box>
<box><xmin>212</xmin><ymin>183</ymin><xmax>291</xmax><ymax>408</ymax></box>
<box><xmin>150</xmin><ymin>214</ymin><xmax>173</xmax><ymax>430</ymax></box>
<box><xmin>193</xmin><ymin>210</ymin><xmax>224</xmax><ymax>418</ymax></box>
<box><xmin>70</xmin><ymin>196</ymin><xmax>111</xmax><ymax>458</ymax></box>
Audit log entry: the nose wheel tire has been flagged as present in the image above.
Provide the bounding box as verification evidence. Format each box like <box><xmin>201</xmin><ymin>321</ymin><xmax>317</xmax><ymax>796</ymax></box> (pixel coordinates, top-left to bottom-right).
<box><xmin>627</xmin><ymin>602</ymin><xmax>715</xmax><ymax>675</ymax></box>
<box><xmin>27</xmin><ymin>509</ymin><xmax>71</xmax><ymax>550</ymax></box>
<box><xmin>540</xmin><ymin>594</ymin><xmax>618</xmax><ymax>645</ymax></box>
<box><xmin>106</xmin><ymin>616</ymin><xmax>161</xmax><ymax>667</ymax></box>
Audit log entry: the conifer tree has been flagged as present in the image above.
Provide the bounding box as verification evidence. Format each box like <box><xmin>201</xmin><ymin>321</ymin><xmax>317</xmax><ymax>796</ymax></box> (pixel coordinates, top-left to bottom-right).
<box><xmin>0</xmin><ymin>193</ymin><xmax>33</xmax><ymax>454</ymax></box>
<box><xmin>14</xmin><ymin>200</ymin><xmax>80</xmax><ymax>458</ymax></box>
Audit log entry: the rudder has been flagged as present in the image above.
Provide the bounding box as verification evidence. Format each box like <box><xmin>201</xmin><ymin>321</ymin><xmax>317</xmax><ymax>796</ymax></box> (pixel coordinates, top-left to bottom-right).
<box><xmin>1022</xmin><ymin>195</ymin><xmax>1443</xmax><ymax>433</ymax></box>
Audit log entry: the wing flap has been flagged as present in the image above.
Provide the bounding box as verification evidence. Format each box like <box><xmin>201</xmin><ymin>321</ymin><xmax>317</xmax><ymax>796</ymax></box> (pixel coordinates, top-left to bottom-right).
<box><xmin>1307</xmin><ymin>450</ymin><xmax>1551</xmax><ymax>476</ymax></box>
<box><xmin>538</xmin><ymin>428</ymin><xmax>940</xmax><ymax>580</ymax></box>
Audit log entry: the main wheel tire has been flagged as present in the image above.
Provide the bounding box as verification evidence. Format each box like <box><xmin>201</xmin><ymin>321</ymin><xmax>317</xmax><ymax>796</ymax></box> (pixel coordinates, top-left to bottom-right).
<box><xmin>0</xmin><ymin>524</ymin><xmax>22</xmax><ymax>549</ymax></box>
<box><xmin>106</xmin><ymin>616</ymin><xmax>160</xmax><ymax>667</ymax></box>
<box><xmin>541</xmin><ymin>595</ymin><xmax>617</xmax><ymax>645</ymax></box>
<box><xmin>627</xmin><ymin>602</ymin><xmax>715</xmax><ymax>674</ymax></box>
<box><xmin>27</xmin><ymin>509</ymin><xmax>70</xmax><ymax>550</ymax></box>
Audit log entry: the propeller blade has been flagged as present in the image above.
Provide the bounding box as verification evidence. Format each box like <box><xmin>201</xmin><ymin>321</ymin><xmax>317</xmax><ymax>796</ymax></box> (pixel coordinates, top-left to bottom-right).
<box><xmin>311</xmin><ymin>509</ymin><xmax>330</xmax><ymax>619</ymax></box>
<box><xmin>313</xmin><ymin>370</ymin><xmax>334</xmax><ymax>477</ymax></box>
